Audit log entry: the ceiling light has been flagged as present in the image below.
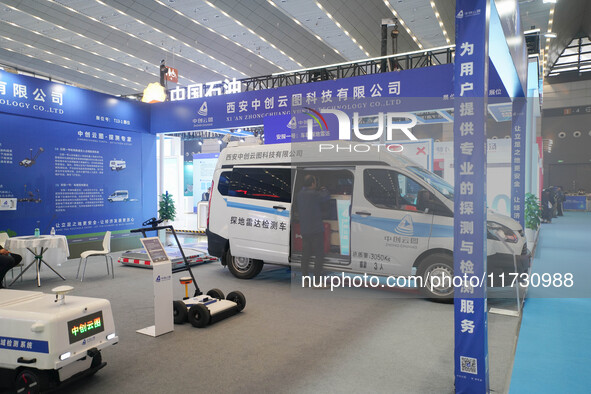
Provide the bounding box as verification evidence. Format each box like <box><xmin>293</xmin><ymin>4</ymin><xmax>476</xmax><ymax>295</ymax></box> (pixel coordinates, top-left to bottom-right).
<box><xmin>205</xmin><ymin>0</ymin><xmax>303</xmax><ymax>67</ymax></box>
<box><xmin>523</xmin><ymin>28</ymin><xmax>541</xmax><ymax>35</ymax></box>
<box><xmin>97</xmin><ymin>3</ymin><xmax>241</xmax><ymax>79</ymax></box>
<box><xmin>543</xmin><ymin>0</ymin><xmax>557</xmax><ymax>3</ymax></box>
<box><xmin>314</xmin><ymin>1</ymin><xmax>370</xmax><ymax>57</ymax></box>
<box><xmin>545</xmin><ymin>32</ymin><xmax>557</xmax><ymax>38</ymax></box>
<box><xmin>159</xmin><ymin>0</ymin><xmax>285</xmax><ymax>70</ymax></box>
<box><xmin>2</xmin><ymin>5</ymin><xmax>185</xmax><ymax>86</ymax></box>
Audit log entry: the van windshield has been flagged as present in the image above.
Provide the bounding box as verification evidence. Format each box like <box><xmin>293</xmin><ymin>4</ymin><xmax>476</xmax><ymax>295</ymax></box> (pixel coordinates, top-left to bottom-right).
<box><xmin>407</xmin><ymin>166</ymin><xmax>454</xmax><ymax>201</ymax></box>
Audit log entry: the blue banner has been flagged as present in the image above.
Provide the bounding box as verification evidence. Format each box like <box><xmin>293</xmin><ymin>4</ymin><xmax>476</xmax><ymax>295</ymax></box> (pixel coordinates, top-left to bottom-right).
<box><xmin>511</xmin><ymin>98</ymin><xmax>526</xmax><ymax>228</ymax></box>
<box><xmin>453</xmin><ymin>0</ymin><xmax>490</xmax><ymax>393</ymax></box>
<box><xmin>151</xmin><ymin>65</ymin><xmax>454</xmax><ymax>133</ymax></box>
<box><xmin>563</xmin><ymin>195</ymin><xmax>586</xmax><ymax>211</ymax></box>
<box><xmin>0</xmin><ymin>70</ymin><xmax>150</xmax><ymax>133</ymax></box>
<box><xmin>0</xmin><ymin>70</ymin><xmax>155</xmax><ymax>238</ymax></box>
<box><xmin>0</xmin><ymin>114</ymin><xmax>146</xmax><ymax>236</ymax></box>
<box><xmin>336</xmin><ymin>199</ymin><xmax>351</xmax><ymax>256</ymax></box>
<box><xmin>263</xmin><ymin>114</ymin><xmax>294</xmax><ymax>145</ymax></box>
<box><xmin>0</xmin><ymin>336</ymin><xmax>49</xmax><ymax>354</ymax></box>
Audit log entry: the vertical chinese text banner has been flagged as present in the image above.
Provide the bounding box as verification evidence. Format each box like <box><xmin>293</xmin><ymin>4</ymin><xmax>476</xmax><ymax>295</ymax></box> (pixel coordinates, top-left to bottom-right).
<box><xmin>453</xmin><ymin>0</ymin><xmax>490</xmax><ymax>393</ymax></box>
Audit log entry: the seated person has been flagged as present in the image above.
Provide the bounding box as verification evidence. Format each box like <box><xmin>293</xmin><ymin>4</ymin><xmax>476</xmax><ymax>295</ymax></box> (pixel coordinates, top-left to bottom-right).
<box><xmin>0</xmin><ymin>244</ymin><xmax>22</xmax><ymax>288</ymax></box>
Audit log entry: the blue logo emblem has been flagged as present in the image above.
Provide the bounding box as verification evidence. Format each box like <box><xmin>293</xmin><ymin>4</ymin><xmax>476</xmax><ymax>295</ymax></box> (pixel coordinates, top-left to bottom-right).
<box><xmin>395</xmin><ymin>215</ymin><xmax>414</xmax><ymax>236</ymax></box>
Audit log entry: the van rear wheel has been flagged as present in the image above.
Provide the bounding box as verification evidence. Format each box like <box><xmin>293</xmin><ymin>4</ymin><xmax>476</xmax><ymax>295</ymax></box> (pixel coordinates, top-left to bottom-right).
<box><xmin>417</xmin><ymin>253</ymin><xmax>454</xmax><ymax>302</ymax></box>
<box><xmin>226</xmin><ymin>249</ymin><xmax>263</xmax><ymax>279</ymax></box>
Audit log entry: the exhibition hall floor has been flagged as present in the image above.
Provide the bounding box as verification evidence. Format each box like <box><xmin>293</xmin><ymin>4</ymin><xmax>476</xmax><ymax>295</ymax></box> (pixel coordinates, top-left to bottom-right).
<box><xmin>2</xmin><ymin>235</ymin><xmax>521</xmax><ymax>394</ymax></box>
<box><xmin>510</xmin><ymin>211</ymin><xmax>591</xmax><ymax>393</ymax></box>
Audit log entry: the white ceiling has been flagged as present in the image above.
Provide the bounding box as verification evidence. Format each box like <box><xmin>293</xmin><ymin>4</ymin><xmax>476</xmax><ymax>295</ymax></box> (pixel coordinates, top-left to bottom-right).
<box><xmin>0</xmin><ymin>0</ymin><xmax>584</xmax><ymax>96</ymax></box>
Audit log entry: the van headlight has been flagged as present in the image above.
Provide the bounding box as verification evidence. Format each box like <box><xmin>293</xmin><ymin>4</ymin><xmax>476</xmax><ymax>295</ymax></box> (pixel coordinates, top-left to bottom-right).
<box><xmin>487</xmin><ymin>221</ymin><xmax>518</xmax><ymax>243</ymax></box>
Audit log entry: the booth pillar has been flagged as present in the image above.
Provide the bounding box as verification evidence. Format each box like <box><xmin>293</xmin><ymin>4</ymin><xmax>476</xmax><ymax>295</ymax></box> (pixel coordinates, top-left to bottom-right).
<box><xmin>453</xmin><ymin>0</ymin><xmax>490</xmax><ymax>392</ymax></box>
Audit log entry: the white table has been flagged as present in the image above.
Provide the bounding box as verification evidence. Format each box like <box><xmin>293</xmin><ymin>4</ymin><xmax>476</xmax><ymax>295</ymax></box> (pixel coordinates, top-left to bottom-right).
<box><xmin>5</xmin><ymin>235</ymin><xmax>69</xmax><ymax>287</ymax></box>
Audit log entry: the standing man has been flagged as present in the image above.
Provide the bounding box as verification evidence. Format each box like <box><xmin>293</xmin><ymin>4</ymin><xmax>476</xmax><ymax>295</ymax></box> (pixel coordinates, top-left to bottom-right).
<box><xmin>556</xmin><ymin>186</ymin><xmax>565</xmax><ymax>216</ymax></box>
<box><xmin>0</xmin><ymin>243</ymin><xmax>22</xmax><ymax>288</ymax></box>
<box><xmin>296</xmin><ymin>175</ymin><xmax>330</xmax><ymax>281</ymax></box>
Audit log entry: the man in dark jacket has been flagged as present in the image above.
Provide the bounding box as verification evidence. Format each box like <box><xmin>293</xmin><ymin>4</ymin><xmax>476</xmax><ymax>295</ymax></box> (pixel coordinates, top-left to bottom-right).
<box><xmin>0</xmin><ymin>244</ymin><xmax>22</xmax><ymax>288</ymax></box>
<box><xmin>556</xmin><ymin>186</ymin><xmax>565</xmax><ymax>216</ymax></box>
<box><xmin>296</xmin><ymin>175</ymin><xmax>330</xmax><ymax>279</ymax></box>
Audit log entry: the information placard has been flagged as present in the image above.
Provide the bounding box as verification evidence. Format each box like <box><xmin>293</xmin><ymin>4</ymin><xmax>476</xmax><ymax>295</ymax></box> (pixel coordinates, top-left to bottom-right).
<box><xmin>138</xmin><ymin>237</ymin><xmax>174</xmax><ymax>337</ymax></box>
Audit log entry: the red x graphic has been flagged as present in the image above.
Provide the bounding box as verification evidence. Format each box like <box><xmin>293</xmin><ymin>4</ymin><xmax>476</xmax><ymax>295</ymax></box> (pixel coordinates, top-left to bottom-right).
<box><xmin>417</xmin><ymin>147</ymin><xmax>426</xmax><ymax>155</ymax></box>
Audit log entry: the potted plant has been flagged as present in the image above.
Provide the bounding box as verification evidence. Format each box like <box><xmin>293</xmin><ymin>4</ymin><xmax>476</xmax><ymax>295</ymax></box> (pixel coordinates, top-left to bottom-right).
<box><xmin>158</xmin><ymin>191</ymin><xmax>176</xmax><ymax>243</ymax></box>
<box><xmin>524</xmin><ymin>192</ymin><xmax>542</xmax><ymax>244</ymax></box>
<box><xmin>158</xmin><ymin>191</ymin><xmax>176</xmax><ymax>222</ymax></box>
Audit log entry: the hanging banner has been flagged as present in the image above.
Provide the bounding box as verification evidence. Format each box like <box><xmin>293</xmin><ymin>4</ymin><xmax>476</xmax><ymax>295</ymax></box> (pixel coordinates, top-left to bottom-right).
<box><xmin>511</xmin><ymin>98</ymin><xmax>526</xmax><ymax>228</ymax></box>
<box><xmin>151</xmin><ymin>65</ymin><xmax>454</xmax><ymax>133</ymax></box>
<box><xmin>453</xmin><ymin>0</ymin><xmax>490</xmax><ymax>393</ymax></box>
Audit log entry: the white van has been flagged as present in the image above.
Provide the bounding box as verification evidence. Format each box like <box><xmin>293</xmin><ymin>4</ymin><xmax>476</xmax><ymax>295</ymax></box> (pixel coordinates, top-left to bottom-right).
<box><xmin>109</xmin><ymin>159</ymin><xmax>126</xmax><ymax>171</ymax></box>
<box><xmin>206</xmin><ymin>142</ymin><xmax>530</xmax><ymax>299</ymax></box>
<box><xmin>107</xmin><ymin>190</ymin><xmax>129</xmax><ymax>202</ymax></box>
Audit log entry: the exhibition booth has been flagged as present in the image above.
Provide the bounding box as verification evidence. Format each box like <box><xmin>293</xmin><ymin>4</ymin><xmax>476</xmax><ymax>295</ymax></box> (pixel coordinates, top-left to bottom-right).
<box><xmin>2</xmin><ymin>0</ymin><xmax>575</xmax><ymax>393</ymax></box>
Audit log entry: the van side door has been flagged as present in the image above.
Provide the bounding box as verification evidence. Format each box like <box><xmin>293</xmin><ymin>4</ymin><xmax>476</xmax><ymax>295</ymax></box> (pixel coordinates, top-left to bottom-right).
<box><xmin>351</xmin><ymin>167</ymin><xmax>434</xmax><ymax>276</ymax></box>
<box><xmin>226</xmin><ymin>166</ymin><xmax>292</xmax><ymax>264</ymax></box>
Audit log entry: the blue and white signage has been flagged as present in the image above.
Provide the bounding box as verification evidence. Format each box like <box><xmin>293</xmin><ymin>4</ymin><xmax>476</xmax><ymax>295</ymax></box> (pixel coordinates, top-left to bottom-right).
<box><xmin>511</xmin><ymin>98</ymin><xmax>526</xmax><ymax>228</ymax></box>
<box><xmin>0</xmin><ymin>336</ymin><xmax>49</xmax><ymax>353</ymax></box>
<box><xmin>453</xmin><ymin>0</ymin><xmax>490</xmax><ymax>392</ymax></box>
<box><xmin>0</xmin><ymin>115</ymin><xmax>145</xmax><ymax>236</ymax></box>
<box><xmin>0</xmin><ymin>71</ymin><xmax>153</xmax><ymax>237</ymax></box>
<box><xmin>151</xmin><ymin>65</ymin><xmax>454</xmax><ymax>133</ymax></box>
<box><xmin>336</xmin><ymin>199</ymin><xmax>351</xmax><ymax>256</ymax></box>
<box><xmin>193</xmin><ymin>152</ymin><xmax>219</xmax><ymax>211</ymax></box>
<box><xmin>0</xmin><ymin>70</ymin><xmax>150</xmax><ymax>133</ymax></box>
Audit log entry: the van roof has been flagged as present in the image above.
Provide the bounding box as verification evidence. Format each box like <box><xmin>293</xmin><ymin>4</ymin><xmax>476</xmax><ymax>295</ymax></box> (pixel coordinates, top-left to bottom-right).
<box><xmin>217</xmin><ymin>141</ymin><xmax>419</xmax><ymax>169</ymax></box>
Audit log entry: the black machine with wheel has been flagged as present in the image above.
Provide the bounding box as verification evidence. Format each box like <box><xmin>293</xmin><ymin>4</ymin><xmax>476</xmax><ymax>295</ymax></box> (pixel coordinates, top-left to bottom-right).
<box><xmin>132</xmin><ymin>218</ymin><xmax>202</xmax><ymax>296</ymax></box>
<box><xmin>131</xmin><ymin>219</ymin><xmax>246</xmax><ymax>327</ymax></box>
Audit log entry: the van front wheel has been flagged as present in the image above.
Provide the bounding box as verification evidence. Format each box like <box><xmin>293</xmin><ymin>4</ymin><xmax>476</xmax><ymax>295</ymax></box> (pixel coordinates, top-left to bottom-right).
<box><xmin>226</xmin><ymin>249</ymin><xmax>263</xmax><ymax>279</ymax></box>
<box><xmin>417</xmin><ymin>253</ymin><xmax>454</xmax><ymax>302</ymax></box>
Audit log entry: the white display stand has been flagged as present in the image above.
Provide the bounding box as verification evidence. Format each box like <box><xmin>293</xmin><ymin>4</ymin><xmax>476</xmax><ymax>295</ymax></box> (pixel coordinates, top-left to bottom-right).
<box><xmin>137</xmin><ymin>237</ymin><xmax>174</xmax><ymax>337</ymax></box>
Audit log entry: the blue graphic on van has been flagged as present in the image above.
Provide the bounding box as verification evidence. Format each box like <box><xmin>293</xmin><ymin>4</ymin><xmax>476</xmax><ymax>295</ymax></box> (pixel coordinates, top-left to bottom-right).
<box><xmin>353</xmin><ymin>214</ymin><xmax>427</xmax><ymax>237</ymax></box>
<box><xmin>225</xmin><ymin>199</ymin><xmax>290</xmax><ymax>217</ymax></box>
<box><xmin>430</xmin><ymin>223</ymin><xmax>454</xmax><ymax>238</ymax></box>
<box><xmin>352</xmin><ymin>214</ymin><xmax>453</xmax><ymax>238</ymax></box>
<box><xmin>395</xmin><ymin>215</ymin><xmax>414</xmax><ymax>235</ymax></box>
